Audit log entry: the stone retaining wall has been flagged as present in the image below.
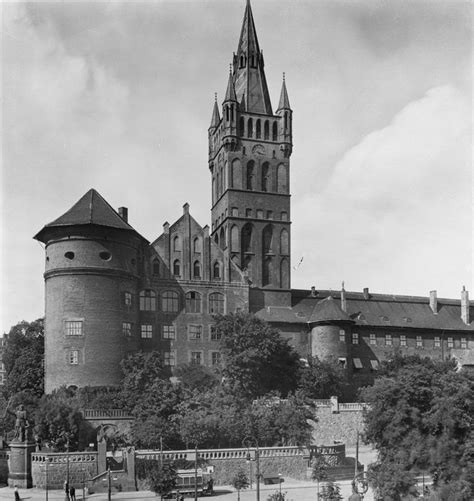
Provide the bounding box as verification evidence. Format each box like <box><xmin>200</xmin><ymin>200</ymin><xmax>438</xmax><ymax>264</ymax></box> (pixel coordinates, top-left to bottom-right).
<box><xmin>312</xmin><ymin>405</ymin><xmax>365</xmax><ymax>447</ymax></box>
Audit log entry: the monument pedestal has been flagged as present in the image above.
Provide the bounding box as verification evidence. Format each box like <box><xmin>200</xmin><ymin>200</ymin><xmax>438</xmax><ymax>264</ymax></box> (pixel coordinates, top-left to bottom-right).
<box><xmin>8</xmin><ymin>441</ymin><xmax>36</xmax><ymax>488</ymax></box>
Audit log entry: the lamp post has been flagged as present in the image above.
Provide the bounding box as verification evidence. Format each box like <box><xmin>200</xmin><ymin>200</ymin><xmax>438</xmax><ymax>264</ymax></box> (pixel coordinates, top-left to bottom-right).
<box><xmin>108</xmin><ymin>467</ymin><xmax>111</xmax><ymax>501</ymax></box>
<box><xmin>243</xmin><ymin>437</ymin><xmax>260</xmax><ymax>501</ymax></box>
<box><xmin>194</xmin><ymin>444</ymin><xmax>198</xmax><ymax>501</ymax></box>
<box><xmin>278</xmin><ymin>473</ymin><xmax>282</xmax><ymax>498</ymax></box>
<box><xmin>45</xmin><ymin>456</ymin><xmax>50</xmax><ymax>501</ymax></box>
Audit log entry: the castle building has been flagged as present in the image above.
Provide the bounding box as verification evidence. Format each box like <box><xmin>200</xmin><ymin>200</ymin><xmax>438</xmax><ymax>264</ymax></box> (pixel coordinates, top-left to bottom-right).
<box><xmin>34</xmin><ymin>1</ymin><xmax>473</xmax><ymax>395</ymax></box>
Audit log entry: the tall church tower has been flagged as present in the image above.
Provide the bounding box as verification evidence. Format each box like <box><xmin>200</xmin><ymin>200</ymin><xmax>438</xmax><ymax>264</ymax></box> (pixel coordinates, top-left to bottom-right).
<box><xmin>208</xmin><ymin>0</ymin><xmax>293</xmax><ymax>292</ymax></box>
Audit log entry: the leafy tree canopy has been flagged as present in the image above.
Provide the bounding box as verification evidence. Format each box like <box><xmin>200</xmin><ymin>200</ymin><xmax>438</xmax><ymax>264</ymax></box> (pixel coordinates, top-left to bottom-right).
<box><xmin>216</xmin><ymin>313</ymin><xmax>301</xmax><ymax>399</ymax></box>
<box><xmin>174</xmin><ymin>363</ymin><xmax>220</xmax><ymax>392</ymax></box>
<box><xmin>361</xmin><ymin>355</ymin><xmax>473</xmax><ymax>500</ymax></box>
<box><xmin>2</xmin><ymin>318</ymin><xmax>44</xmax><ymax>398</ymax></box>
<box><xmin>298</xmin><ymin>356</ymin><xmax>347</xmax><ymax>400</ymax></box>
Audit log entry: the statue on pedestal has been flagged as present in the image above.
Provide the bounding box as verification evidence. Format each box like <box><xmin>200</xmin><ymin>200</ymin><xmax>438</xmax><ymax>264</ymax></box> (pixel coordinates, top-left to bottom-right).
<box><xmin>5</xmin><ymin>403</ymin><xmax>29</xmax><ymax>442</ymax></box>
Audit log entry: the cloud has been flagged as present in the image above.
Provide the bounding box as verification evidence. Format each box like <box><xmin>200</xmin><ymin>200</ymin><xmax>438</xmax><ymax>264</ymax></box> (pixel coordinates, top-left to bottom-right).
<box><xmin>292</xmin><ymin>85</ymin><xmax>472</xmax><ymax>296</ymax></box>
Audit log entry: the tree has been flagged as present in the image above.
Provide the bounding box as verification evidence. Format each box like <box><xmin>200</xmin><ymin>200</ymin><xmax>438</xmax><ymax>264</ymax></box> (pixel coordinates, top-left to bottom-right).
<box><xmin>147</xmin><ymin>462</ymin><xmax>177</xmax><ymax>500</ymax></box>
<box><xmin>298</xmin><ymin>356</ymin><xmax>347</xmax><ymax>400</ymax></box>
<box><xmin>34</xmin><ymin>391</ymin><xmax>85</xmax><ymax>451</ymax></box>
<box><xmin>232</xmin><ymin>469</ymin><xmax>249</xmax><ymax>501</ymax></box>
<box><xmin>320</xmin><ymin>481</ymin><xmax>342</xmax><ymax>500</ymax></box>
<box><xmin>216</xmin><ymin>313</ymin><xmax>301</xmax><ymax>399</ymax></box>
<box><xmin>311</xmin><ymin>454</ymin><xmax>328</xmax><ymax>499</ymax></box>
<box><xmin>361</xmin><ymin>355</ymin><xmax>473</xmax><ymax>500</ymax></box>
<box><xmin>2</xmin><ymin>318</ymin><xmax>44</xmax><ymax>398</ymax></box>
<box><xmin>174</xmin><ymin>363</ymin><xmax>220</xmax><ymax>392</ymax></box>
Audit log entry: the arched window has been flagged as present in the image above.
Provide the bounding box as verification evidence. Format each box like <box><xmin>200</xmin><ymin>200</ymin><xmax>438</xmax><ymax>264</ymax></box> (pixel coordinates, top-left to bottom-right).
<box><xmin>280</xmin><ymin>258</ymin><xmax>290</xmax><ymax>289</ymax></box>
<box><xmin>152</xmin><ymin>259</ymin><xmax>160</xmax><ymax>276</ymax></box>
<box><xmin>280</xmin><ymin>229</ymin><xmax>289</xmax><ymax>255</ymax></box>
<box><xmin>277</xmin><ymin>164</ymin><xmax>288</xmax><ymax>193</ymax></box>
<box><xmin>223</xmin><ymin>162</ymin><xmax>227</xmax><ymax>191</ymax></box>
<box><xmin>139</xmin><ymin>290</ymin><xmax>156</xmax><ymax>311</ymax></box>
<box><xmin>264</xmin><ymin>120</ymin><xmax>269</xmax><ymax>140</ymax></box>
<box><xmin>219</xmin><ymin>228</ymin><xmax>225</xmax><ymax>250</ymax></box>
<box><xmin>231</xmin><ymin>159</ymin><xmax>242</xmax><ymax>189</ymax></box>
<box><xmin>230</xmin><ymin>104</ymin><xmax>234</xmax><ymax>122</ymax></box>
<box><xmin>262</xmin><ymin>162</ymin><xmax>270</xmax><ymax>192</ymax></box>
<box><xmin>193</xmin><ymin>237</ymin><xmax>201</xmax><ymax>253</ymax></box>
<box><xmin>173</xmin><ymin>259</ymin><xmax>181</xmax><ymax>277</ymax></box>
<box><xmin>263</xmin><ymin>257</ymin><xmax>273</xmax><ymax>286</ymax></box>
<box><xmin>272</xmin><ymin>121</ymin><xmax>278</xmax><ymax>141</ymax></box>
<box><xmin>263</xmin><ymin>225</ymin><xmax>273</xmax><ymax>254</ymax></box>
<box><xmin>185</xmin><ymin>291</ymin><xmax>202</xmax><ymax>313</ymax></box>
<box><xmin>212</xmin><ymin>177</ymin><xmax>216</xmax><ymax>204</ymax></box>
<box><xmin>256</xmin><ymin>119</ymin><xmax>261</xmax><ymax>139</ymax></box>
<box><xmin>246</xmin><ymin>161</ymin><xmax>255</xmax><ymax>190</ymax></box>
<box><xmin>241</xmin><ymin>223</ymin><xmax>253</xmax><ymax>253</ymax></box>
<box><xmin>213</xmin><ymin>261</ymin><xmax>221</xmax><ymax>279</ymax></box>
<box><xmin>231</xmin><ymin>225</ymin><xmax>239</xmax><ymax>252</ymax></box>
<box><xmin>162</xmin><ymin>290</ymin><xmax>179</xmax><ymax>312</ymax></box>
<box><xmin>226</xmin><ymin>106</ymin><xmax>230</xmax><ymax>122</ymax></box>
<box><xmin>243</xmin><ymin>255</ymin><xmax>252</xmax><ymax>274</ymax></box>
<box><xmin>193</xmin><ymin>261</ymin><xmax>201</xmax><ymax>279</ymax></box>
<box><xmin>240</xmin><ymin>55</ymin><xmax>245</xmax><ymax>68</ymax></box>
<box><xmin>284</xmin><ymin>112</ymin><xmax>288</xmax><ymax>129</ymax></box>
<box><xmin>247</xmin><ymin>118</ymin><xmax>253</xmax><ymax>138</ymax></box>
<box><xmin>209</xmin><ymin>292</ymin><xmax>225</xmax><ymax>314</ymax></box>
<box><xmin>214</xmin><ymin>234</ymin><xmax>219</xmax><ymax>246</ymax></box>
<box><xmin>219</xmin><ymin>165</ymin><xmax>224</xmax><ymax>194</ymax></box>
<box><xmin>216</xmin><ymin>171</ymin><xmax>220</xmax><ymax>198</ymax></box>
<box><xmin>173</xmin><ymin>235</ymin><xmax>181</xmax><ymax>252</ymax></box>
<box><xmin>239</xmin><ymin>117</ymin><xmax>245</xmax><ymax>136</ymax></box>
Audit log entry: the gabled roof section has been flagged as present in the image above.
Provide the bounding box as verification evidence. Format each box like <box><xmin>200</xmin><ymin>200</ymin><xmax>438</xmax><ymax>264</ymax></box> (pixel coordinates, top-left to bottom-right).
<box><xmin>308</xmin><ymin>296</ymin><xmax>353</xmax><ymax>324</ymax></box>
<box><xmin>232</xmin><ymin>0</ymin><xmax>273</xmax><ymax>114</ymax></box>
<box><xmin>34</xmin><ymin>189</ymin><xmax>136</xmax><ymax>242</ymax></box>
<box><xmin>277</xmin><ymin>76</ymin><xmax>291</xmax><ymax>111</ymax></box>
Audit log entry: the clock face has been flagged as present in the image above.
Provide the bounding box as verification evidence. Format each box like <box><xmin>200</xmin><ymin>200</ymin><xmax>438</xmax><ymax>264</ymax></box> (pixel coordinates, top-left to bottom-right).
<box><xmin>252</xmin><ymin>144</ymin><xmax>265</xmax><ymax>156</ymax></box>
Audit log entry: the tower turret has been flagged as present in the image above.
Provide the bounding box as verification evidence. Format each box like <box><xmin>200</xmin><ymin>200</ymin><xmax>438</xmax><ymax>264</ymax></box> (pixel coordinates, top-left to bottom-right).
<box><xmin>222</xmin><ymin>69</ymin><xmax>239</xmax><ymax>151</ymax></box>
<box><xmin>34</xmin><ymin>189</ymin><xmax>148</xmax><ymax>392</ymax></box>
<box><xmin>276</xmin><ymin>74</ymin><xmax>293</xmax><ymax>157</ymax></box>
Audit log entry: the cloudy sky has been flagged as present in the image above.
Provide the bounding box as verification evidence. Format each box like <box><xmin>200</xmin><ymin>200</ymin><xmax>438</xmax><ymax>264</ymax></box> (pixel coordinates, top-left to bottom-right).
<box><xmin>1</xmin><ymin>0</ymin><xmax>472</xmax><ymax>332</ymax></box>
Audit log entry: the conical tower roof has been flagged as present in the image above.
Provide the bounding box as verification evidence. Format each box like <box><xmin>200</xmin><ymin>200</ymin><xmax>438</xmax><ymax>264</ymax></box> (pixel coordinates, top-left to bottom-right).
<box><xmin>209</xmin><ymin>95</ymin><xmax>221</xmax><ymax>128</ymax></box>
<box><xmin>232</xmin><ymin>0</ymin><xmax>272</xmax><ymax>114</ymax></box>
<box><xmin>34</xmin><ymin>189</ymin><xmax>136</xmax><ymax>242</ymax></box>
<box><xmin>308</xmin><ymin>296</ymin><xmax>353</xmax><ymax>324</ymax></box>
<box><xmin>277</xmin><ymin>75</ymin><xmax>291</xmax><ymax>111</ymax></box>
<box><xmin>224</xmin><ymin>70</ymin><xmax>237</xmax><ymax>102</ymax></box>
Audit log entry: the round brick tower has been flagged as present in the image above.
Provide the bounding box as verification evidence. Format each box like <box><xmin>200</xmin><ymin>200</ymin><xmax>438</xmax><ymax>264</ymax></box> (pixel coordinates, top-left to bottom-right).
<box><xmin>308</xmin><ymin>296</ymin><xmax>354</xmax><ymax>363</ymax></box>
<box><xmin>34</xmin><ymin>189</ymin><xmax>147</xmax><ymax>393</ymax></box>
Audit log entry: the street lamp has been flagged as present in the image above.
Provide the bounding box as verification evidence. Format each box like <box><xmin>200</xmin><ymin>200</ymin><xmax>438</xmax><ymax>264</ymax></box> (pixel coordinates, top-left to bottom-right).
<box><xmin>243</xmin><ymin>437</ymin><xmax>260</xmax><ymax>501</ymax></box>
<box><xmin>278</xmin><ymin>473</ymin><xmax>282</xmax><ymax>498</ymax></box>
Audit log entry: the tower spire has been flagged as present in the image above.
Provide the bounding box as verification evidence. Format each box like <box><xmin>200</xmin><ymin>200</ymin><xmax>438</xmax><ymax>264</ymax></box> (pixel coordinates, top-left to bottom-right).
<box><xmin>209</xmin><ymin>93</ymin><xmax>220</xmax><ymax>129</ymax></box>
<box><xmin>224</xmin><ymin>67</ymin><xmax>237</xmax><ymax>102</ymax></box>
<box><xmin>277</xmin><ymin>73</ymin><xmax>291</xmax><ymax>111</ymax></box>
<box><xmin>232</xmin><ymin>0</ymin><xmax>272</xmax><ymax>114</ymax></box>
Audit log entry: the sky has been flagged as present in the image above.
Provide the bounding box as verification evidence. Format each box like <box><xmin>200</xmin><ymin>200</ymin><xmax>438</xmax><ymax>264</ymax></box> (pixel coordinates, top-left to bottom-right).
<box><xmin>1</xmin><ymin>0</ymin><xmax>472</xmax><ymax>333</ymax></box>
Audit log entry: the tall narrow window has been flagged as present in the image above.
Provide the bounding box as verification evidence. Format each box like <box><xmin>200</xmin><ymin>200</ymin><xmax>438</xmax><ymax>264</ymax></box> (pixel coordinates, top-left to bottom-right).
<box><xmin>434</xmin><ymin>336</ymin><xmax>441</xmax><ymax>348</ymax></box>
<box><xmin>211</xmin><ymin>352</ymin><xmax>221</xmax><ymax>366</ymax></box>
<box><xmin>162</xmin><ymin>291</ymin><xmax>179</xmax><ymax>312</ymax></box>
<box><xmin>339</xmin><ymin>330</ymin><xmax>345</xmax><ymax>342</ymax></box>
<box><xmin>263</xmin><ymin>257</ymin><xmax>273</xmax><ymax>286</ymax></box>
<box><xmin>173</xmin><ymin>260</ymin><xmax>181</xmax><ymax>277</ymax></box>
<box><xmin>280</xmin><ymin>229</ymin><xmax>289</xmax><ymax>255</ymax></box>
<box><xmin>416</xmin><ymin>336</ymin><xmax>423</xmax><ymax>348</ymax></box>
<box><xmin>385</xmin><ymin>334</ymin><xmax>392</xmax><ymax>346</ymax></box>
<box><xmin>164</xmin><ymin>351</ymin><xmax>176</xmax><ymax>366</ymax></box>
<box><xmin>185</xmin><ymin>291</ymin><xmax>202</xmax><ymax>313</ymax></box>
<box><xmin>369</xmin><ymin>333</ymin><xmax>376</xmax><ymax>345</ymax></box>
<box><xmin>241</xmin><ymin>223</ymin><xmax>253</xmax><ymax>253</ymax></box>
<box><xmin>272</xmin><ymin>121</ymin><xmax>278</xmax><ymax>141</ymax></box>
<box><xmin>280</xmin><ymin>258</ymin><xmax>290</xmax><ymax>289</ymax></box>
<box><xmin>68</xmin><ymin>350</ymin><xmax>79</xmax><ymax>365</ymax></box>
<box><xmin>231</xmin><ymin>225</ymin><xmax>239</xmax><ymax>252</ymax></box>
<box><xmin>152</xmin><ymin>259</ymin><xmax>160</xmax><ymax>276</ymax></box>
<box><xmin>246</xmin><ymin>161</ymin><xmax>255</xmax><ymax>190</ymax></box>
<box><xmin>213</xmin><ymin>262</ymin><xmax>221</xmax><ymax>279</ymax></box>
<box><xmin>400</xmin><ymin>335</ymin><xmax>407</xmax><ymax>346</ymax></box>
<box><xmin>262</xmin><ymin>225</ymin><xmax>273</xmax><ymax>254</ymax></box>
<box><xmin>264</xmin><ymin>120</ymin><xmax>269</xmax><ymax>140</ymax></box>
<box><xmin>247</xmin><ymin>118</ymin><xmax>253</xmax><ymax>138</ymax></box>
<box><xmin>447</xmin><ymin>337</ymin><xmax>454</xmax><ymax>348</ymax></box>
<box><xmin>193</xmin><ymin>261</ymin><xmax>201</xmax><ymax>279</ymax></box>
<box><xmin>139</xmin><ymin>290</ymin><xmax>156</xmax><ymax>311</ymax></box>
<box><xmin>193</xmin><ymin>237</ymin><xmax>201</xmax><ymax>253</ymax></box>
<box><xmin>124</xmin><ymin>292</ymin><xmax>132</xmax><ymax>307</ymax></box>
<box><xmin>231</xmin><ymin>159</ymin><xmax>242</xmax><ymax>189</ymax></box>
<box><xmin>461</xmin><ymin>338</ymin><xmax>467</xmax><ymax>349</ymax></box>
<box><xmin>256</xmin><ymin>119</ymin><xmax>261</xmax><ymax>138</ymax></box>
<box><xmin>277</xmin><ymin>164</ymin><xmax>288</xmax><ymax>193</ymax></box>
<box><xmin>262</xmin><ymin>162</ymin><xmax>270</xmax><ymax>192</ymax></box>
<box><xmin>352</xmin><ymin>333</ymin><xmax>359</xmax><ymax>345</ymax></box>
<box><xmin>122</xmin><ymin>322</ymin><xmax>132</xmax><ymax>337</ymax></box>
<box><xmin>239</xmin><ymin>117</ymin><xmax>245</xmax><ymax>136</ymax></box>
<box><xmin>209</xmin><ymin>292</ymin><xmax>225</xmax><ymax>314</ymax></box>
<box><xmin>173</xmin><ymin>236</ymin><xmax>181</xmax><ymax>251</ymax></box>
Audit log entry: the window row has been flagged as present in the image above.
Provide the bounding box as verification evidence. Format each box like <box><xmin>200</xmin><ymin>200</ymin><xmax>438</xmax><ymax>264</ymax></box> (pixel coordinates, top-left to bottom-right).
<box><xmin>170</xmin><ymin>236</ymin><xmax>202</xmax><ymax>254</ymax></box>
<box><xmin>128</xmin><ymin>323</ymin><xmax>222</xmax><ymax>342</ymax></box>
<box><xmin>346</xmin><ymin>330</ymin><xmax>468</xmax><ymax>349</ymax></box>
<box><xmin>163</xmin><ymin>350</ymin><xmax>221</xmax><ymax>367</ymax></box>
<box><xmin>239</xmin><ymin>118</ymin><xmax>279</xmax><ymax>141</ymax></box>
<box><xmin>130</xmin><ymin>290</ymin><xmax>225</xmax><ymax>313</ymax></box>
<box><xmin>62</xmin><ymin>251</ymin><xmax>112</xmax><ymax>261</ymax></box>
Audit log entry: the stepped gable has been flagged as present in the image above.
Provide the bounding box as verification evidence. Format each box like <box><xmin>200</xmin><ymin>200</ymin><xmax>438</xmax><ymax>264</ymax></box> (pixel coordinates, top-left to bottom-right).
<box><xmin>34</xmin><ymin>189</ymin><xmax>140</xmax><ymax>242</ymax></box>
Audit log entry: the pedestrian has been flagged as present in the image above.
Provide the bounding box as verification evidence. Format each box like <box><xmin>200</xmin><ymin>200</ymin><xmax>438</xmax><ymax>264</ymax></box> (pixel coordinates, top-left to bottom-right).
<box><xmin>69</xmin><ymin>485</ymin><xmax>76</xmax><ymax>501</ymax></box>
<box><xmin>14</xmin><ymin>486</ymin><xmax>20</xmax><ymax>501</ymax></box>
<box><xmin>64</xmin><ymin>480</ymin><xmax>70</xmax><ymax>501</ymax></box>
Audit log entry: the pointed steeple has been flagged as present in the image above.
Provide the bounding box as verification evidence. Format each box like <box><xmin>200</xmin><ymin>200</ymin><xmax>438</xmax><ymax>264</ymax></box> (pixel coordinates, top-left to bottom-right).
<box><xmin>209</xmin><ymin>93</ymin><xmax>220</xmax><ymax>129</ymax></box>
<box><xmin>277</xmin><ymin>73</ymin><xmax>291</xmax><ymax>111</ymax></box>
<box><xmin>224</xmin><ymin>68</ymin><xmax>237</xmax><ymax>102</ymax></box>
<box><xmin>232</xmin><ymin>0</ymin><xmax>272</xmax><ymax>114</ymax></box>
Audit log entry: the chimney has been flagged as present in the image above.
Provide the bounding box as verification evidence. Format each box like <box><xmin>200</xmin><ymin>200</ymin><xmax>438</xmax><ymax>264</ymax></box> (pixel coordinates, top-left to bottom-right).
<box><xmin>363</xmin><ymin>287</ymin><xmax>370</xmax><ymax>300</ymax></box>
<box><xmin>430</xmin><ymin>290</ymin><xmax>438</xmax><ymax>314</ymax></box>
<box><xmin>461</xmin><ymin>286</ymin><xmax>470</xmax><ymax>324</ymax></box>
<box><xmin>163</xmin><ymin>222</ymin><xmax>170</xmax><ymax>234</ymax></box>
<box><xmin>183</xmin><ymin>202</ymin><xmax>190</xmax><ymax>214</ymax></box>
<box><xmin>118</xmin><ymin>207</ymin><xmax>128</xmax><ymax>223</ymax></box>
<box><xmin>311</xmin><ymin>286</ymin><xmax>317</xmax><ymax>297</ymax></box>
<box><xmin>340</xmin><ymin>282</ymin><xmax>347</xmax><ymax>312</ymax></box>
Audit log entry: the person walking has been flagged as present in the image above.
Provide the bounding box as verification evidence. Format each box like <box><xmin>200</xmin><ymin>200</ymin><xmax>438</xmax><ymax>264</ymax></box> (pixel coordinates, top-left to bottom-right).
<box><xmin>69</xmin><ymin>485</ymin><xmax>76</xmax><ymax>501</ymax></box>
<box><xmin>64</xmin><ymin>480</ymin><xmax>70</xmax><ymax>501</ymax></box>
<box><xmin>14</xmin><ymin>486</ymin><xmax>20</xmax><ymax>501</ymax></box>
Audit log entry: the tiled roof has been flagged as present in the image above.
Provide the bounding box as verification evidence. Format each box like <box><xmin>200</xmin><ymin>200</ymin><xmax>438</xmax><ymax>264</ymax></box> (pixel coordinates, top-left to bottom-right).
<box><xmin>255</xmin><ymin>289</ymin><xmax>474</xmax><ymax>331</ymax></box>
<box><xmin>308</xmin><ymin>296</ymin><xmax>352</xmax><ymax>324</ymax></box>
<box><xmin>34</xmin><ymin>189</ymin><xmax>136</xmax><ymax>241</ymax></box>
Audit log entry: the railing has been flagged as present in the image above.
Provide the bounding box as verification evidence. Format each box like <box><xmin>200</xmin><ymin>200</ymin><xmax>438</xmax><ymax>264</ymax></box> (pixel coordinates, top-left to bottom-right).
<box><xmin>82</xmin><ymin>409</ymin><xmax>132</xmax><ymax>419</ymax></box>
<box><xmin>31</xmin><ymin>452</ymin><xmax>98</xmax><ymax>464</ymax></box>
<box><xmin>136</xmin><ymin>445</ymin><xmax>309</xmax><ymax>462</ymax></box>
<box><xmin>313</xmin><ymin>399</ymin><xmax>331</xmax><ymax>407</ymax></box>
<box><xmin>338</xmin><ymin>403</ymin><xmax>368</xmax><ymax>412</ymax></box>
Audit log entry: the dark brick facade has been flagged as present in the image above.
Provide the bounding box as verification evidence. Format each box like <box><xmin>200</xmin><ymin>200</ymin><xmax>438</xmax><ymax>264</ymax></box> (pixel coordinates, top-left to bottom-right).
<box><xmin>34</xmin><ymin>1</ymin><xmax>473</xmax><ymax>393</ymax></box>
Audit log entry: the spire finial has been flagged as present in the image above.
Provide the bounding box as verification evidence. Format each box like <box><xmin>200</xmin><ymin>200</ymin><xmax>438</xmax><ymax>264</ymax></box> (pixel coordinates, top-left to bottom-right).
<box><xmin>342</xmin><ymin>280</ymin><xmax>345</xmax><ymax>290</ymax></box>
<box><xmin>229</xmin><ymin>63</ymin><xmax>232</xmax><ymax>74</ymax></box>
<box><xmin>283</xmin><ymin>72</ymin><xmax>285</xmax><ymax>82</ymax></box>
<box><xmin>214</xmin><ymin>92</ymin><xmax>217</xmax><ymax>102</ymax></box>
